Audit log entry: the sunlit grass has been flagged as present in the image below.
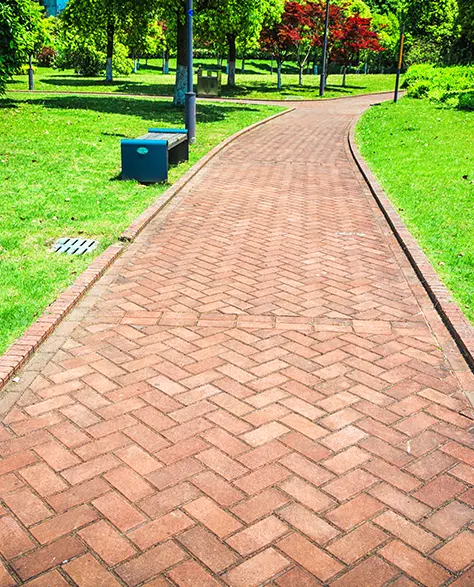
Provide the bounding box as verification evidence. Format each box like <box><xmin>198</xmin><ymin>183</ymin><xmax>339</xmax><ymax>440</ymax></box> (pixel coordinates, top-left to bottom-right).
<box><xmin>356</xmin><ymin>97</ymin><xmax>474</xmax><ymax>323</ymax></box>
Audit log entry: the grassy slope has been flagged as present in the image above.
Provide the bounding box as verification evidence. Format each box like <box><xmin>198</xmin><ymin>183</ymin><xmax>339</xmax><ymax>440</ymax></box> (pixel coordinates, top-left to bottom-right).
<box><xmin>0</xmin><ymin>94</ymin><xmax>281</xmax><ymax>354</ymax></box>
<box><xmin>356</xmin><ymin>97</ymin><xmax>474</xmax><ymax>323</ymax></box>
<box><xmin>7</xmin><ymin>58</ymin><xmax>397</xmax><ymax>100</ymax></box>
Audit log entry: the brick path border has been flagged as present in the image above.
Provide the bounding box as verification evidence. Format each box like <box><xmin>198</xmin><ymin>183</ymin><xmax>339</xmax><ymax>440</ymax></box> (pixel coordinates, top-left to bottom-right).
<box><xmin>0</xmin><ymin>108</ymin><xmax>293</xmax><ymax>399</ymax></box>
<box><xmin>348</xmin><ymin>117</ymin><xmax>474</xmax><ymax>384</ymax></box>
<box><xmin>0</xmin><ymin>245</ymin><xmax>123</xmax><ymax>408</ymax></box>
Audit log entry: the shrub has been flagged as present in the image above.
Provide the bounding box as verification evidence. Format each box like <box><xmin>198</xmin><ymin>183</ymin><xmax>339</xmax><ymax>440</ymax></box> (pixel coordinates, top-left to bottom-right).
<box><xmin>112</xmin><ymin>43</ymin><xmax>133</xmax><ymax>76</ymax></box>
<box><xmin>405</xmin><ymin>39</ymin><xmax>444</xmax><ymax>67</ymax></box>
<box><xmin>403</xmin><ymin>64</ymin><xmax>474</xmax><ymax>109</ymax></box>
<box><xmin>55</xmin><ymin>36</ymin><xmax>104</xmax><ymax>76</ymax></box>
<box><xmin>457</xmin><ymin>90</ymin><xmax>474</xmax><ymax>110</ymax></box>
<box><xmin>14</xmin><ymin>63</ymin><xmax>35</xmax><ymax>75</ymax></box>
<box><xmin>37</xmin><ymin>46</ymin><xmax>57</xmax><ymax>67</ymax></box>
<box><xmin>55</xmin><ymin>35</ymin><xmax>132</xmax><ymax>77</ymax></box>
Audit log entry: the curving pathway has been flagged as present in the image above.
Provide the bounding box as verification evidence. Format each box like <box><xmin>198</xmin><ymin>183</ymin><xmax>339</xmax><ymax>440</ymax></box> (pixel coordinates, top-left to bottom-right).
<box><xmin>0</xmin><ymin>94</ymin><xmax>473</xmax><ymax>587</ymax></box>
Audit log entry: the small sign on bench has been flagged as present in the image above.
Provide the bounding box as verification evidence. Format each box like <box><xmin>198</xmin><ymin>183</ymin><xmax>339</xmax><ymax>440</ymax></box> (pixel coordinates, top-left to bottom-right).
<box><xmin>121</xmin><ymin>128</ymin><xmax>189</xmax><ymax>184</ymax></box>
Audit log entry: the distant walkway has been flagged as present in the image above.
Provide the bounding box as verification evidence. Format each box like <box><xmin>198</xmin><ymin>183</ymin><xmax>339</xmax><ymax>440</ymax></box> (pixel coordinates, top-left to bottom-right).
<box><xmin>0</xmin><ymin>95</ymin><xmax>473</xmax><ymax>586</ymax></box>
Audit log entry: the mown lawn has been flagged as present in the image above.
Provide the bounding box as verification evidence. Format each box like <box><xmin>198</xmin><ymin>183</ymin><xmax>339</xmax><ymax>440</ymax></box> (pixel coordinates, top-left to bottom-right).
<box><xmin>0</xmin><ymin>93</ymin><xmax>281</xmax><ymax>354</ymax></box>
<box><xmin>7</xmin><ymin>58</ymin><xmax>397</xmax><ymax>101</ymax></box>
<box><xmin>356</xmin><ymin>97</ymin><xmax>474</xmax><ymax>323</ymax></box>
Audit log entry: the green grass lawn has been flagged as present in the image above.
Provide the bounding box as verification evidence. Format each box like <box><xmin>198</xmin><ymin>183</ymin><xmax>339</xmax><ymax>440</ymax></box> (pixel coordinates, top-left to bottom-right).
<box><xmin>7</xmin><ymin>58</ymin><xmax>398</xmax><ymax>101</ymax></box>
<box><xmin>356</xmin><ymin>97</ymin><xmax>474</xmax><ymax>324</ymax></box>
<box><xmin>0</xmin><ymin>93</ymin><xmax>281</xmax><ymax>354</ymax></box>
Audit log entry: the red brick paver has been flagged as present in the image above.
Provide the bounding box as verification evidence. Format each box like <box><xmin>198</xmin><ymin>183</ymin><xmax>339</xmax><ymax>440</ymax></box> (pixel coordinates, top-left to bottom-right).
<box><xmin>1</xmin><ymin>96</ymin><xmax>473</xmax><ymax>586</ymax></box>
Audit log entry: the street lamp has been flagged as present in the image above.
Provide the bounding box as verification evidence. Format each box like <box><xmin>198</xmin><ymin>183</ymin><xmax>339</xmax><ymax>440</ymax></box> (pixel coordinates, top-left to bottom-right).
<box><xmin>319</xmin><ymin>0</ymin><xmax>330</xmax><ymax>97</ymax></box>
<box><xmin>185</xmin><ymin>0</ymin><xmax>196</xmax><ymax>143</ymax></box>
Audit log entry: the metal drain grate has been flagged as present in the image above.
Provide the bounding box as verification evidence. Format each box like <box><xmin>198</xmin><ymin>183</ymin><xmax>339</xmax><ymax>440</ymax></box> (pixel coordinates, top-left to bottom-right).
<box><xmin>52</xmin><ymin>238</ymin><xmax>98</xmax><ymax>255</ymax></box>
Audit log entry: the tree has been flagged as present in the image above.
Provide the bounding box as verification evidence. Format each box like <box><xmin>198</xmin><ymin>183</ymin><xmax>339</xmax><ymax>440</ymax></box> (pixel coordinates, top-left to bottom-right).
<box><xmin>158</xmin><ymin>0</ymin><xmax>194</xmax><ymax>108</ymax></box>
<box><xmin>290</xmin><ymin>1</ymin><xmax>322</xmax><ymax>85</ymax></box>
<box><xmin>458</xmin><ymin>0</ymin><xmax>474</xmax><ymax>59</ymax></box>
<box><xmin>331</xmin><ymin>15</ymin><xmax>383</xmax><ymax>83</ymax></box>
<box><xmin>363</xmin><ymin>0</ymin><xmax>400</xmax><ymax>13</ymax></box>
<box><xmin>63</xmin><ymin>0</ymin><xmax>156</xmax><ymax>81</ymax></box>
<box><xmin>333</xmin><ymin>0</ymin><xmax>372</xmax><ymax>18</ymax></box>
<box><xmin>404</xmin><ymin>0</ymin><xmax>459</xmax><ymax>63</ymax></box>
<box><xmin>123</xmin><ymin>10</ymin><xmax>164</xmax><ymax>72</ymax></box>
<box><xmin>369</xmin><ymin>10</ymin><xmax>399</xmax><ymax>69</ymax></box>
<box><xmin>0</xmin><ymin>0</ymin><xmax>44</xmax><ymax>93</ymax></box>
<box><xmin>260</xmin><ymin>3</ymin><xmax>301</xmax><ymax>89</ymax></box>
<box><xmin>201</xmin><ymin>0</ymin><xmax>284</xmax><ymax>86</ymax></box>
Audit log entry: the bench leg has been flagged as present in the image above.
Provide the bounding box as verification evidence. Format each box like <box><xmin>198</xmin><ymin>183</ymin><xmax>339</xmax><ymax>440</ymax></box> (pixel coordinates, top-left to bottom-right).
<box><xmin>169</xmin><ymin>141</ymin><xmax>189</xmax><ymax>166</ymax></box>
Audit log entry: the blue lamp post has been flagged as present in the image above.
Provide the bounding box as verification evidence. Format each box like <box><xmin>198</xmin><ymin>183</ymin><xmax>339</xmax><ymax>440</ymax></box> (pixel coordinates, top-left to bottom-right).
<box><xmin>319</xmin><ymin>0</ymin><xmax>330</xmax><ymax>97</ymax></box>
<box><xmin>185</xmin><ymin>0</ymin><xmax>196</xmax><ymax>143</ymax></box>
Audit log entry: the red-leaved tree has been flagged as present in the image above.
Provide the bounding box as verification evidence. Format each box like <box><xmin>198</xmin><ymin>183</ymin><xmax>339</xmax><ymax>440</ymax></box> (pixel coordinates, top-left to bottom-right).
<box><xmin>331</xmin><ymin>16</ymin><xmax>384</xmax><ymax>85</ymax></box>
<box><xmin>261</xmin><ymin>0</ymin><xmax>383</xmax><ymax>90</ymax></box>
<box><xmin>261</xmin><ymin>1</ymin><xmax>323</xmax><ymax>88</ymax></box>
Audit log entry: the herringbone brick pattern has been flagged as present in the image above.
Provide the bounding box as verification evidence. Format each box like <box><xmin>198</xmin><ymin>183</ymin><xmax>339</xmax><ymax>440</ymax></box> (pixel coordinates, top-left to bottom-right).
<box><xmin>0</xmin><ymin>96</ymin><xmax>473</xmax><ymax>586</ymax></box>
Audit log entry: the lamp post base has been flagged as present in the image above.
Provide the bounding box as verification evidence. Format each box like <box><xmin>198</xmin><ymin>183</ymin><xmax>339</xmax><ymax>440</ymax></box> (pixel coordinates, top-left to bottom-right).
<box><xmin>185</xmin><ymin>91</ymin><xmax>196</xmax><ymax>144</ymax></box>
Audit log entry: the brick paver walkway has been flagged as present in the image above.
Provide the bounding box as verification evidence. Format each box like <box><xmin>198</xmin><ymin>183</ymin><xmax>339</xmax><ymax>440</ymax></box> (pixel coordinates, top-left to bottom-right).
<box><xmin>1</xmin><ymin>95</ymin><xmax>473</xmax><ymax>587</ymax></box>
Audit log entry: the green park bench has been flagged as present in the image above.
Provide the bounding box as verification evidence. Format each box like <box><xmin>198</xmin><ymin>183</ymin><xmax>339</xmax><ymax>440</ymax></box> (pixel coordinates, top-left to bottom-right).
<box><xmin>121</xmin><ymin>128</ymin><xmax>189</xmax><ymax>184</ymax></box>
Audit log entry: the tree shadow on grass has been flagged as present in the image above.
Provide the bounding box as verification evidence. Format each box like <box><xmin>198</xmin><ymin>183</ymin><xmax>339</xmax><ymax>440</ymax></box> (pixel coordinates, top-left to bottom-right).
<box><xmin>6</xmin><ymin>94</ymin><xmax>264</xmax><ymax>126</ymax></box>
<box><xmin>136</xmin><ymin>63</ymin><xmax>172</xmax><ymax>73</ymax></box>
<box><xmin>0</xmin><ymin>98</ymin><xmax>19</xmax><ymax>108</ymax></box>
<box><xmin>38</xmin><ymin>76</ymin><xmax>175</xmax><ymax>96</ymax></box>
<box><xmin>221</xmin><ymin>80</ymin><xmax>367</xmax><ymax>98</ymax></box>
<box><xmin>245</xmin><ymin>60</ymin><xmax>299</xmax><ymax>75</ymax></box>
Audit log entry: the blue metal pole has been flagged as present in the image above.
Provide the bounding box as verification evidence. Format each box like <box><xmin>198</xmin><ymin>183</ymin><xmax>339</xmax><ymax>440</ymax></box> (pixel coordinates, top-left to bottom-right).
<box><xmin>185</xmin><ymin>0</ymin><xmax>196</xmax><ymax>143</ymax></box>
<box><xmin>319</xmin><ymin>0</ymin><xmax>330</xmax><ymax>97</ymax></box>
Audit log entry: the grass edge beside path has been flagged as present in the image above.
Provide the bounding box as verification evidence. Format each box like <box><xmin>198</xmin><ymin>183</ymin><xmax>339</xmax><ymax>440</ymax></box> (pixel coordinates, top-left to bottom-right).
<box><xmin>0</xmin><ymin>93</ymin><xmax>283</xmax><ymax>356</ymax></box>
<box><xmin>355</xmin><ymin>97</ymin><xmax>474</xmax><ymax>325</ymax></box>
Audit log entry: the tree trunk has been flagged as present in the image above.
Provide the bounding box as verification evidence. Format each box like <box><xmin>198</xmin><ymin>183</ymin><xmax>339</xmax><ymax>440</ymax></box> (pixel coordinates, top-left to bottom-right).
<box><xmin>241</xmin><ymin>58</ymin><xmax>245</xmax><ymax>74</ymax></box>
<box><xmin>163</xmin><ymin>48</ymin><xmax>170</xmax><ymax>74</ymax></box>
<box><xmin>342</xmin><ymin>66</ymin><xmax>346</xmax><ymax>87</ymax></box>
<box><xmin>28</xmin><ymin>54</ymin><xmax>34</xmax><ymax>91</ymax></box>
<box><xmin>270</xmin><ymin>57</ymin><xmax>273</xmax><ymax>75</ymax></box>
<box><xmin>106</xmin><ymin>17</ymin><xmax>114</xmax><ymax>82</ymax></box>
<box><xmin>227</xmin><ymin>34</ymin><xmax>236</xmax><ymax>86</ymax></box>
<box><xmin>298</xmin><ymin>64</ymin><xmax>304</xmax><ymax>85</ymax></box>
<box><xmin>277</xmin><ymin>61</ymin><xmax>282</xmax><ymax>90</ymax></box>
<box><xmin>174</xmin><ymin>6</ymin><xmax>187</xmax><ymax>106</ymax></box>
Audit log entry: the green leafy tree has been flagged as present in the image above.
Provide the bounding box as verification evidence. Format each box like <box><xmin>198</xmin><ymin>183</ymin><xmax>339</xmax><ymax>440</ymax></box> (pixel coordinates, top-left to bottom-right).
<box><xmin>63</xmin><ymin>0</ymin><xmax>157</xmax><ymax>81</ymax></box>
<box><xmin>162</xmin><ymin>0</ymin><xmax>228</xmax><ymax>106</ymax></box>
<box><xmin>458</xmin><ymin>0</ymin><xmax>474</xmax><ymax>60</ymax></box>
<box><xmin>0</xmin><ymin>0</ymin><xmax>26</xmax><ymax>93</ymax></box>
<box><xmin>333</xmin><ymin>0</ymin><xmax>373</xmax><ymax>18</ymax></box>
<box><xmin>158</xmin><ymin>0</ymin><xmax>187</xmax><ymax>106</ymax></box>
<box><xmin>123</xmin><ymin>10</ymin><xmax>164</xmax><ymax>72</ymax></box>
<box><xmin>0</xmin><ymin>0</ymin><xmax>45</xmax><ymax>93</ymax></box>
<box><xmin>368</xmin><ymin>10</ymin><xmax>399</xmax><ymax>69</ymax></box>
<box><xmin>200</xmin><ymin>0</ymin><xmax>284</xmax><ymax>86</ymax></box>
<box><xmin>364</xmin><ymin>0</ymin><xmax>400</xmax><ymax>13</ymax></box>
<box><xmin>403</xmin><ymin>0</ymin><xmax>459</xmax><ymax>63</ymax></box>
<box><xmin>405</xmin><ymin>0</ymin><xmax>458</xmax><ymax>42</ymax></box>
